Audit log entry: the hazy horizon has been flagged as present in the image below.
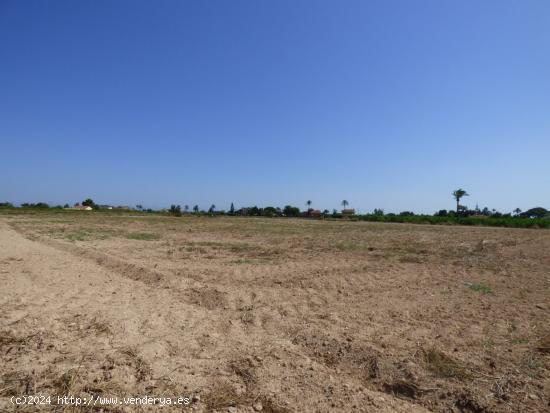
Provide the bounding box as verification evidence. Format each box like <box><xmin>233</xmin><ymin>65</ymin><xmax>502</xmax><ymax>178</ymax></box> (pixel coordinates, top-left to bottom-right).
<box><xmin>2</xmin><ymin>1</ymin><xmax>549</xmax><ymax>214</ymax></box>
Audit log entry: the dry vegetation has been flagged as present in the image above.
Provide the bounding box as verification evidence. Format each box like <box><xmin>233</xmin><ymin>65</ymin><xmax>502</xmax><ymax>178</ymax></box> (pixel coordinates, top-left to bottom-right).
<box><xmin>0</xmin><ymin>212</ymin><xmax>549</xmax><ymax>412</ymax></box>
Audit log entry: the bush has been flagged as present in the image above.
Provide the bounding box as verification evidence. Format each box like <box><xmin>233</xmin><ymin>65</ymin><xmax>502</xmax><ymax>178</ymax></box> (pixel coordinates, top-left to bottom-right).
<box><xmin>356</xmin><ymin>214</ymin><xmax>550</xmax><ymax>229</ymax></box>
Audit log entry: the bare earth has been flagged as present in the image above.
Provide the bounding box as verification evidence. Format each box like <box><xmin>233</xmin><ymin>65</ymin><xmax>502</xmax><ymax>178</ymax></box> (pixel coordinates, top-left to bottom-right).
<box><xmin>0</xmin><ymin>213</ymin><xmax>549</xmax><ymax>412</ymax></box>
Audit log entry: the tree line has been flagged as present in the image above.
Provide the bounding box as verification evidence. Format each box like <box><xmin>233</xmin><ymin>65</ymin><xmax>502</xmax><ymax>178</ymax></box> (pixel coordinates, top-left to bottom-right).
<box><xmin>1</xmin><ymin>190</ymin><xmax>549</xmax><ymax>226</ymax></box>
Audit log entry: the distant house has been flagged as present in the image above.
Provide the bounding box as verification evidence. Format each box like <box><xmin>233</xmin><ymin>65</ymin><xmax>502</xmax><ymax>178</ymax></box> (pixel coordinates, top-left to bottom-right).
<box><xmin>341</xmin><ymin>208</ymin><xmax>356</xmax><ymax>216</ymax></box>
<box><xmin>73</xmin><ymin>204</ymin><xmax>92</xmax><ymax>211</ymax></box>
<box><xmin>309</xmin><ymin>209</ymin><xmax>322</xmax><ymax>218</ymax></box>
<box><xmin>239</xmin><ymin>208</ymin><xmax>249</xmax><ymax>216</ymax></box>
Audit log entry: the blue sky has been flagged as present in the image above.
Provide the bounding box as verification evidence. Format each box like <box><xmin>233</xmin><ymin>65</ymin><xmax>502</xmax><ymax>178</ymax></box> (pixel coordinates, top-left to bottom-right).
<box><xmin>1</xmin><ymin>1</ymin><xmax>549</xmax><ymax>213</ymax></box>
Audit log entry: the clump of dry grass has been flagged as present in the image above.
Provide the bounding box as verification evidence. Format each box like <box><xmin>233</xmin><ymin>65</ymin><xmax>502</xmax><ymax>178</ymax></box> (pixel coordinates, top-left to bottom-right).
<box><xmin>239</xmin><ymin>304</ymin><xmax>256</xmax><ymax>326</ymax></box>
<box><xmin>230</xmin><ymin>358</ymin><xmax>257</xmax><ymax>385</ymax></box>
<box><xmin>189</xmin><ymin>287</ymin><xmax>227</xmax><ymax>310</ymax></box>
<box><xmin>490</xmin><ymin>374</ymin><xmax>514</xmax><ymax>400</ymax></box>
<box><xmin>423</xmin><ymin>348</ymin><xmax>470</xmax><ymax>379</ymax></box>
<box><xmin>382</xmin><ymin>380</ymin><xmax>420</xmax><ymax>399</ymax></box>
<box><xmin>53</xmin><ymin>367</ymin><xmax>82</xmax><ymax>396</ymax></box>
<box><xmin>1</xmin><ymin>371</ymin><xmax>35</xmax><ymax>396</ymax></box>
<box><xmin>204</xmin><ymin>380</ymin><xmax>290</xmax><ymax>413</ymax></box>
<box><xmin>204</xmin><ymin>381</ymin><xmax>251</xmax><ymax>410</ymax></box>
<box><xmin>120</xmin><ymin>347</ymin><xmax>151</xmax><ymax>382</ymax></box>
<box><xmin>0</xmin><ymin>330</ymin><xmax>36</xmax><ymax>348</ymax></box>
<box><xmin>257</xmin><ymin>397</ymin><xmax>292</xmax><ymax>413</ymax></box>
<box><xmin>520</xmin><ymin>352</ymin><xmax>542</xmax><ymax>378</ymax></box>
<box><xmin>85</xmin><ymin>317</ymin><xmax>112</xmax><ymax>335</ymax></box>
<box><xmin>365</xmin><ymin>355</ymin><xmax>381</xmax><ymax>379</ymax></box>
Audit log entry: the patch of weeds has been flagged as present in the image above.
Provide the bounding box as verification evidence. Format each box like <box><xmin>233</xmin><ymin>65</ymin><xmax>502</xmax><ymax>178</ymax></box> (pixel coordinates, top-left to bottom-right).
<box><xmin>230</xmin><ymin>259</ymin><xmax>254</xmax><ymax>265</ymax></box>
<box><xmin>423</xmin><ymin>348</ymin><xmax>470</xmax><ymax>379</ymax></box>
<box><xmin>469</xmin><ymin>283</ymin><xmax>493</xmax><ymax>294</ymax></box>
<box><xmin>189</xmin><ymin>241</ymin><xmax>225</xmax><ymax>248</ymax></box>
<box><xmin>61</xmin><ymin>227</ymin><xmax>117</xmax><ymax>241</ymax></box>
<box><xmin>126</xmin><ymin>232</ymin><xmax>160</xmax><ymax>241</ymax></box>
<box><xmin>65</xmin><ymin>230</ymin><xmax>89</xmax><ymax>241</ymax></box>
<box><xmin>521</xmin><ymin>352</ymin><xmax>542</xmax><ymax>378</ymax></box>
<box><xmin>510</xmin><ymin>337</ymin><xmax>529</xmax><ymax>345</ymax></box>
<box><xmin>228</xmin><ymin>243</ymin><xmax>255</xmax><ymax>253</ymax></box>
<box><xmin>482</xmin><ymin>338</ymin><xmax>495</xmax><ymax>350</ymax></box>
<box><xmin>181</xmin><ymin>245</ymin><xmax>207</xmax><ymax>253</ymax></box>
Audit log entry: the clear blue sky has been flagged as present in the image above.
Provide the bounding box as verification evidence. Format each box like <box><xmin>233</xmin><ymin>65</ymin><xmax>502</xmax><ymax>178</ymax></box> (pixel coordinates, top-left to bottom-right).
<box><xmin>1</xmin><ymin>1</ymin><xmax>549</xmax><ymax>213</ymax></box>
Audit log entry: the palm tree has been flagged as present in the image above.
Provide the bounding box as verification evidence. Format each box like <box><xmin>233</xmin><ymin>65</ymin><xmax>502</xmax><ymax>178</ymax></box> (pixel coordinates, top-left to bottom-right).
<box><xmin>452</xmin><ymin>189</ymin><xmax>469</xmax><ymax>213</ymax></box>
<box><xmin>341</xmin><ymin>200</ymin><xmax>349</xmax><ymax>210</ymax></box>
<box><xmin>184</xmin><ymin>205</ymin><xmax>189</xmax><ymax>213</ymax></box>
<box><xmin>306</xmin><ymin>200</ymin><xmax>312</xmax><ymax>211</ymax></box>
<box><xmin>513</xmin><ymin>208</ymin><xmax>521</xmax><ymax>216</ymax></box>
<box><xmin>209</xmin><ymin>204</ymin><xmax>216</xmax><ymax>214</ymax></box>
<box><xmin>193</xmin><ymin>205</ymin><xmax>199</xmax><ymax>213</ymax></box>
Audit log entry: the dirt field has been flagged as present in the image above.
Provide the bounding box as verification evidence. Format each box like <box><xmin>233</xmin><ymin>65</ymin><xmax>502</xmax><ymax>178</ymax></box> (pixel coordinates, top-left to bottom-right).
<box><xmin>1</xmin><ymin>213</ymin><xmax>549</xmax><ymax>412</ymax></box>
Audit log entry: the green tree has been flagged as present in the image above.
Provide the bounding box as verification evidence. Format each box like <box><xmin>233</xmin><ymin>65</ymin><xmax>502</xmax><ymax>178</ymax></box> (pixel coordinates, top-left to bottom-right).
<box><xmin>169</xmin><ymin>204</ymin><xmax>182</xmax><ymax>217</ymax></box>
<box><xmin>521</xmin><ymin>207</ymin><xmax>548</xmax><ymax>218</ymax></box>
<box><xmin>513</xmin><ymin>208</ymin><xmax>521</xmax><ymax>216</ymax></box>
<box><xmin>193</xmin><ymin>205</ymin><xmax>199</xmax><ymax>213</ymax></box>
<box><xmin>452</xmin><ymin>189</ymin><xmax>469</xmax><ymax>213</ymax></box>
<box><xmin>208</xmin><ymin>204</ymin><xmax>216</xmax><ymax>214</ymax></box>
<box><xmin>263</xmin><ymin>206</ymin><xmax>277</xmax><ymax>217</ymax></box>
<box><xmin>283</xmin><ymin>205</ymin><xmax>300</xmax><ymax>217</ymax></box>
<box><xmin>82</xmin><ymin>198</ymin><xmax>96</xmax><ymax>209</ymax></box>
<box><xmin>229</xmin><ymin>202</ymin><xmax>235</xmax><ymax>215</ymax></box>
<box><xmin>184</xmin><ymin>205</ymin><xmax>189</xmax><ymax>213</ymax></box>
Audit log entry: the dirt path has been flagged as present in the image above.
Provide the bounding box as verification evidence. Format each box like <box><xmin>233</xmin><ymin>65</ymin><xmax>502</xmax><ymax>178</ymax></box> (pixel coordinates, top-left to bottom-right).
<box><xmin>0</xmin><ymin>220</ymin><xmax>429</xmax><ymax>412</ymax></box>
